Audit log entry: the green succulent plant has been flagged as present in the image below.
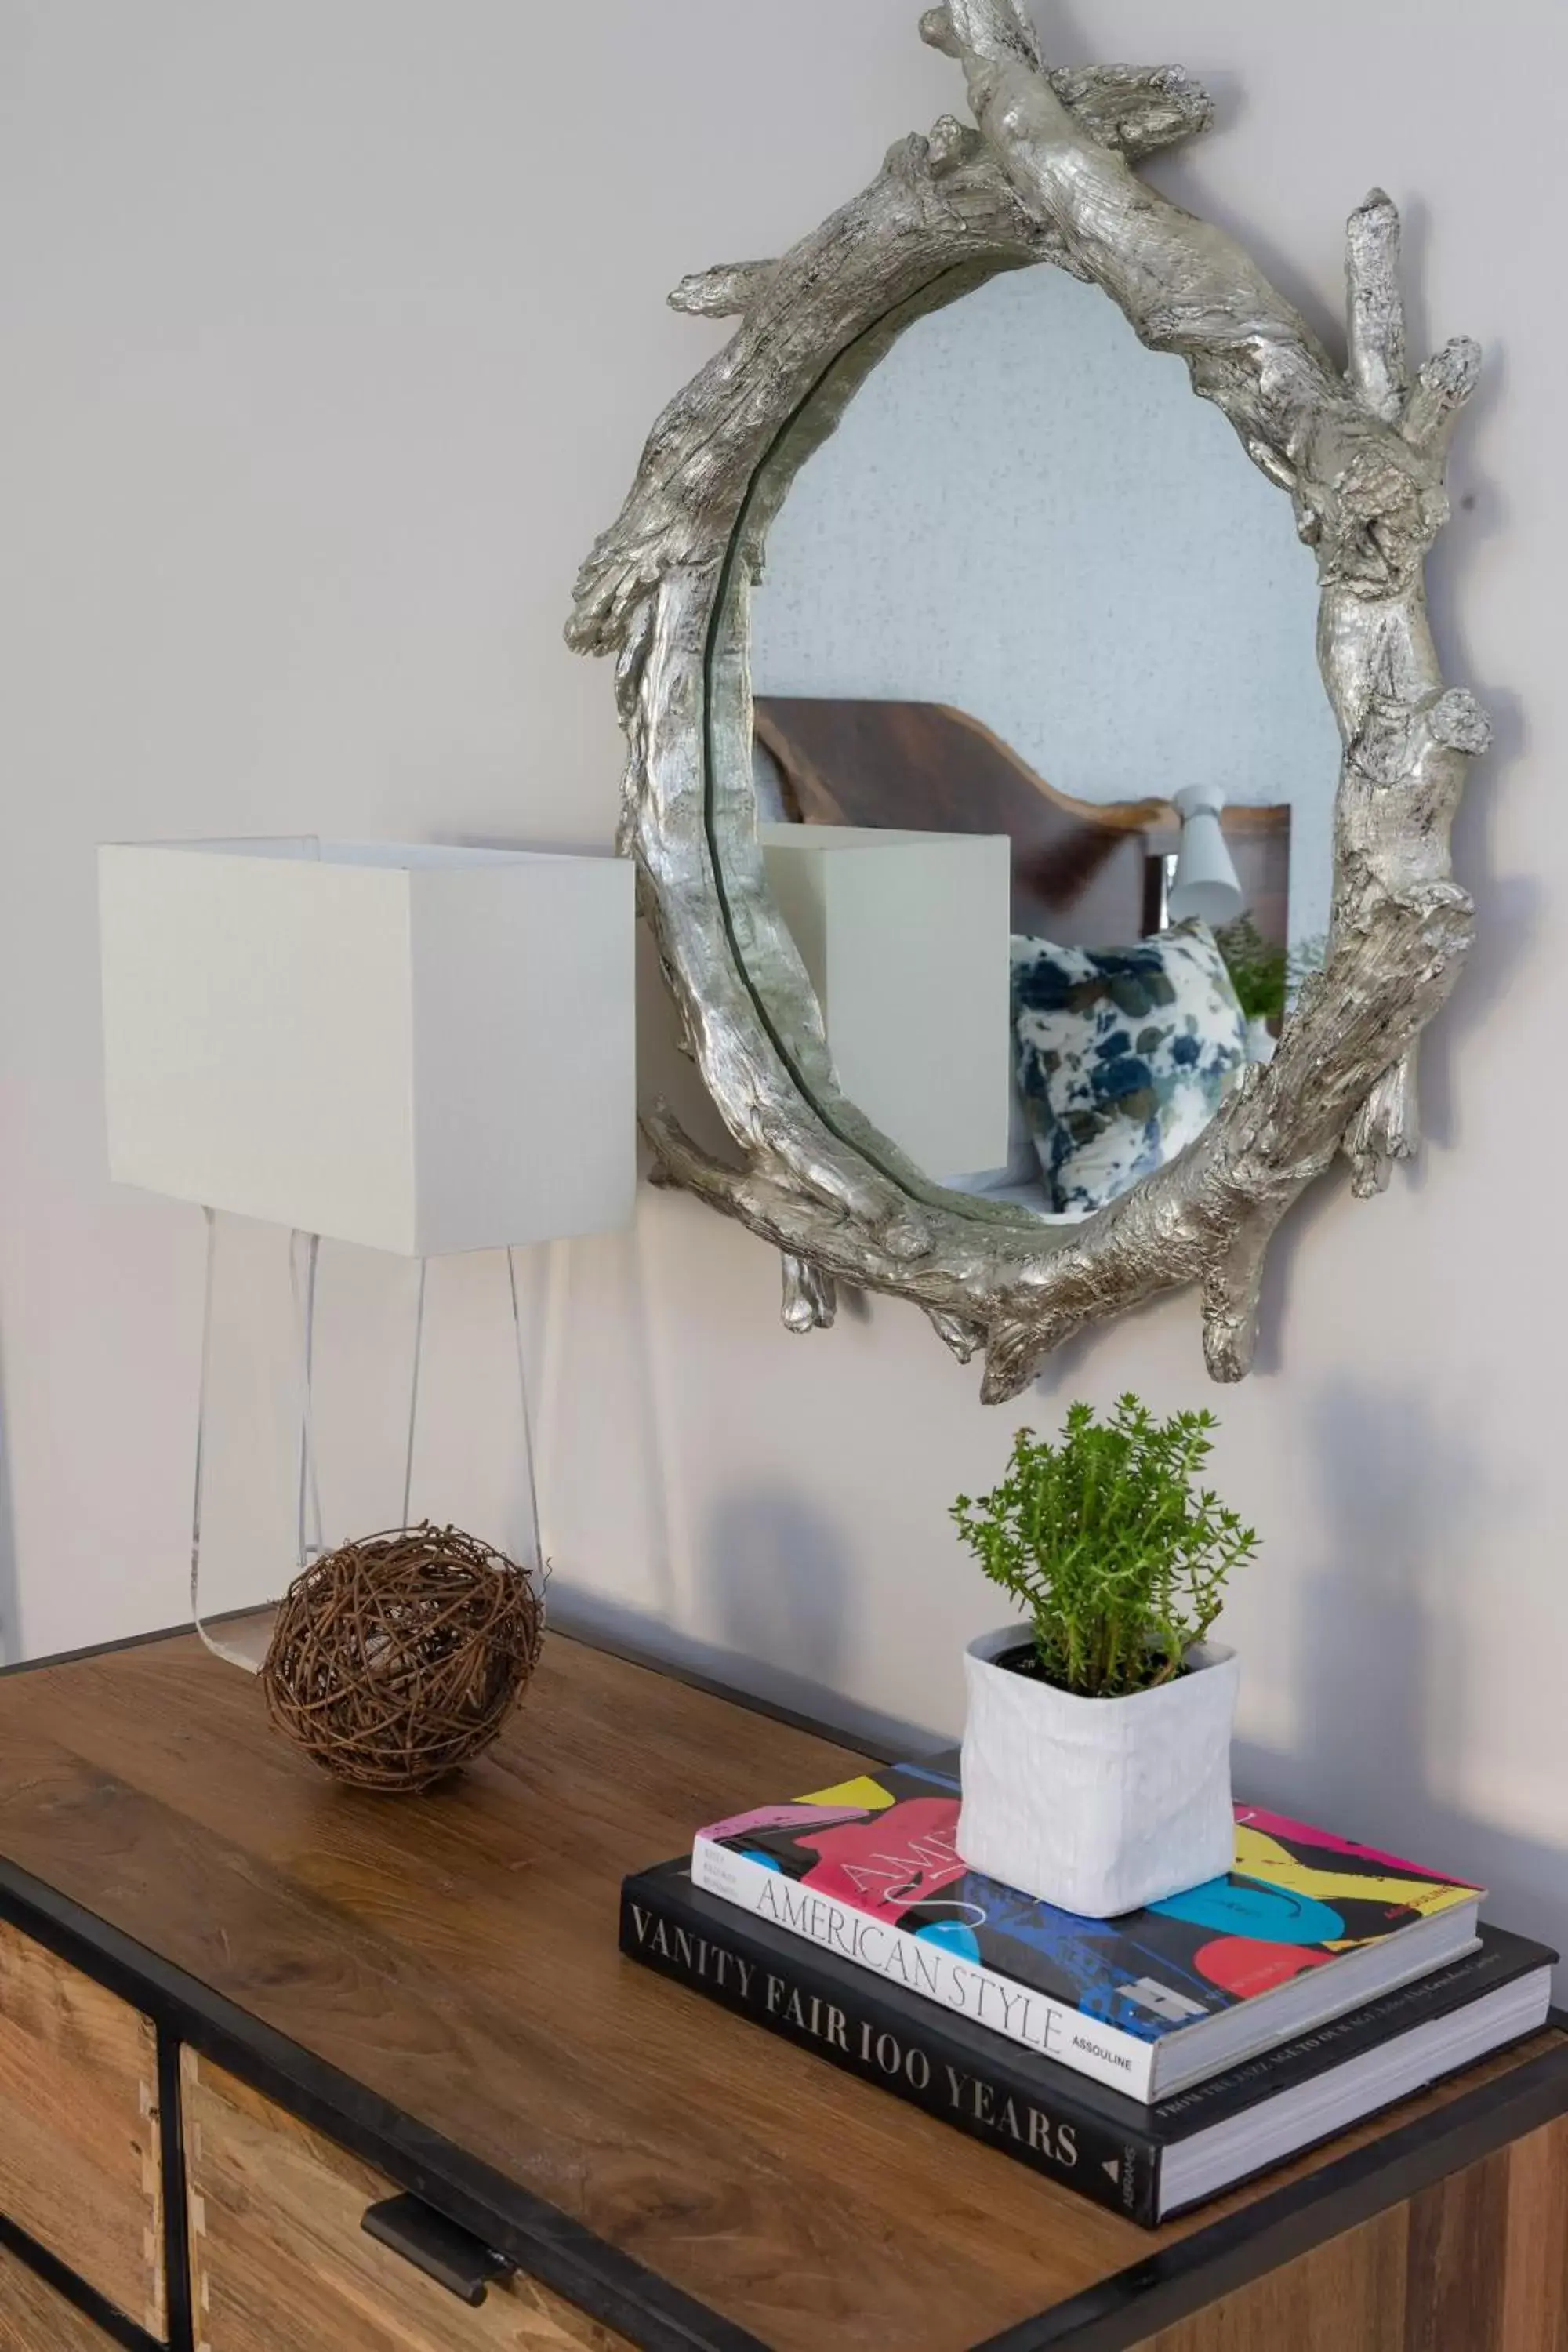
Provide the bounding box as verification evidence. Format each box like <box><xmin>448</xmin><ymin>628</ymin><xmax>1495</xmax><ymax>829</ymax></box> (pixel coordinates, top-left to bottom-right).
<box><xmin>951</xmin><ymin>1396</ymin><xmax>1258</xmax><ymax>1700</ymax></box>
<box><xmin>1214</xmin><ymin>914</ymin><xmax>1288</xmax><ymax>1025</ymax></box>
<box><xmin>1215</xmin><ymin>914</ymin><xmax>1330</xmax><ymax>1026</ymax></box>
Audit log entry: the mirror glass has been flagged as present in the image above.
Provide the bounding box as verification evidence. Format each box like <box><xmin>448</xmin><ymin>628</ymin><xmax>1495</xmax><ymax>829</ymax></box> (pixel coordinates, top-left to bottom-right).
<box><xmin>735</xmin><ymin>263</ymin><xmax>1341</xmax><ymax>1222</ymax></box>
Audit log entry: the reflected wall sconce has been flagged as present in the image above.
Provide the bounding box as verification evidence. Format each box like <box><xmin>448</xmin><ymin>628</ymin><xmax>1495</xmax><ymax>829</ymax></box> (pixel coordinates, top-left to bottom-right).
<box><xmin>1167</xmin><ymin>787</ymin><xmax>1244</xmax><ymax>927</ymax></box>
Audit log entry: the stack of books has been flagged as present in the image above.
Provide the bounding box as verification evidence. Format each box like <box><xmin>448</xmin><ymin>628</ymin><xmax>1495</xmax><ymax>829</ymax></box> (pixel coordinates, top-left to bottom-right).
<box><xmin>620</xmin><ymin>1751</ymin><xmax>1556</xmax><ymax>2226</ymax></box>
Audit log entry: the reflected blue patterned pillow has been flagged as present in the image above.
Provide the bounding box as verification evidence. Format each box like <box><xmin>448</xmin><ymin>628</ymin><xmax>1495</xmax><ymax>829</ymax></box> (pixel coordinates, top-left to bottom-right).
<box><xmin>1011</xmin><ymin>923</ymin><xmax>1248</xmax><ymax>1218</ymax></box>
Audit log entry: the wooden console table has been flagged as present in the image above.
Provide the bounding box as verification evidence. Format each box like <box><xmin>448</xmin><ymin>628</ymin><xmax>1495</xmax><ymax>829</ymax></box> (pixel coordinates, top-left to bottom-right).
<box><xmin>0</xmin><ymin>1626</ymin><xmax>1562</xmax><ymax>2351</ymax></box>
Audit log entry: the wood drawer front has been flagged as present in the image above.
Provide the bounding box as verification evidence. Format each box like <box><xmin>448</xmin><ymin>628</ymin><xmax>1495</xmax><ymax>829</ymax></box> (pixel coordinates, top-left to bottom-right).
<box><xmin>0</xmin><ymin>2245</ymin><xmax>111</xmax><ymax>2351</ymax></box>
<box><xmin>0</xmin><ymin>1918</ymin><xmax>163</xmax><ymax>2336</ymax></box>
<box><xmin>1140</xmin><ymin>2113</ymin><xmax>1568</xmax><ymax>2352</ymax></box>
<box><xmin>183</xmin><ymin>2053</ymin><xmax>635</xmax><ymax>2352</ymax></box>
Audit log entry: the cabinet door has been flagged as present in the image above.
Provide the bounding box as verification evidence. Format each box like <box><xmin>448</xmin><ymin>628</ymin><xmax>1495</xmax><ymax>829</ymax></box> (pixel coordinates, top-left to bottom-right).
<box><xmin>183</xmin><ymin>2053</ymin><xmax>635</xmax><ymax>2352</ymax></box>
<box><xmin>1138</xmin><ymin>2114</ymin><xmax>1568</xmax><ymax>2352</ymax></box>
<box><xmin>0</xmin><ymin>1918</ymin><xmax>163</xmax><ymax>2337</ymax></box>
<box><xmin>0</xmin><ymin>2245</ymin><xmax>114</xmax><ymax>2350</ymax></box>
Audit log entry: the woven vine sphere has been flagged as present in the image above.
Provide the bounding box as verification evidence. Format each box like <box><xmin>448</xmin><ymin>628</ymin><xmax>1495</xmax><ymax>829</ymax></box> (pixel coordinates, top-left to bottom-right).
<box><xmin>261</xmin><ymin>1523</ymin><xmax>543</xmax><ymax>1793</ymax></box>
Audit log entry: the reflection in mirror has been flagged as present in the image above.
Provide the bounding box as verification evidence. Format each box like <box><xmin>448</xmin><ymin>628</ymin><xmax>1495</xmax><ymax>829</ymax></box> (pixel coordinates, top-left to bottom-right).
<box><xmin>741</xmin><ymin>263</ymin><xmax>1341</xmax><ymax>1222</ymax></box>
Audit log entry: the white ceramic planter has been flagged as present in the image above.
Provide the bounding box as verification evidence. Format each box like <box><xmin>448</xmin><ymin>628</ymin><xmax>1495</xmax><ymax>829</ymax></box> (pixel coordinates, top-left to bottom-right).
<box><xmin>957</xmin><ymin>1628</ymin><xmax>1240</xmax><ymax>1918</ymax></box>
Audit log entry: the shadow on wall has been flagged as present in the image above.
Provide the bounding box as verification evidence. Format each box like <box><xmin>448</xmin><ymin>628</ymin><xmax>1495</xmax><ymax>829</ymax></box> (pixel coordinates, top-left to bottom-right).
<box><xmin>546</xmin><ymin>1475</ymin><xmax>942</xmax><ymax>1762</ymax></box>
<box><xmin>701</xmin><ymin>1487</ymin><xmax>855</xmax><ymax>1694</ymax></box>
<box><xmin>1235</xmin><ymin>1380</ymin><xmax>1568</xmax><ymax>1982</ymax></box>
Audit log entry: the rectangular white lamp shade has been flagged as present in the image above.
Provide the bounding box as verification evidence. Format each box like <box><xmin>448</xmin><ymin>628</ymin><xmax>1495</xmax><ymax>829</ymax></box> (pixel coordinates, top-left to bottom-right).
<box><xmin>99</xmin><ymin>840</ymin><xmax>637</xmax><ymax>1256</ymax></box>
<box><xmin>759</xmin><ymin>826</ymin><xmax>1012</xmax><ymax>1179</ymax></box>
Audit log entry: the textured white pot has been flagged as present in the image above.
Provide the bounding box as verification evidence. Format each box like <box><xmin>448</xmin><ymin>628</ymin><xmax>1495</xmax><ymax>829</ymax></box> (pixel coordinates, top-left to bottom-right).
<box><xmin>957</xmin><ymin>1629</ymin><xmax>1240</xmax><ymax>1918</ymax></box>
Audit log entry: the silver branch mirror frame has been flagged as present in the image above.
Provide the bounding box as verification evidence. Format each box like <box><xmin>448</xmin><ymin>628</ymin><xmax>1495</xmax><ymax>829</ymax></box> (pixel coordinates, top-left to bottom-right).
<box><xmin>568</xmin><ymin>0</ymin><xmax>1491</xmax><ymax>1403</ymax></box>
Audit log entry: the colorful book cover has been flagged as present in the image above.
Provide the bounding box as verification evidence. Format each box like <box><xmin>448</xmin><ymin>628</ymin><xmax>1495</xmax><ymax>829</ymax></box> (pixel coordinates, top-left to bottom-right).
<box><xmin>692</xmin><ymin>1753</ymin><xmax>1483</xmax><ymax>2100</ymax></box>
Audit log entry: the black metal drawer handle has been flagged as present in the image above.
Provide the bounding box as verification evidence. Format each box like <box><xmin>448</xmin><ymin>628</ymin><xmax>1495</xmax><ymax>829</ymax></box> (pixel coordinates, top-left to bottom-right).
<box><xmin>361</xmin><ymin>2193</ymin><xmax>514</xmax><ymax>2307</ymax></box>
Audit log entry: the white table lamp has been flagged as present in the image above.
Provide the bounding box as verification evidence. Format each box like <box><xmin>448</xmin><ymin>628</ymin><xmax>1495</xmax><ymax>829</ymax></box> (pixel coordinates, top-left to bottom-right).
<box><xmin>100</xmin><ymin>839</ymin><xmax>634</xmax><ymax>1253</ymax></box>
<box><xmin>99</xmin><ymin>837</ymin><xmax>637</xmax><ymax>1668</ymax></box>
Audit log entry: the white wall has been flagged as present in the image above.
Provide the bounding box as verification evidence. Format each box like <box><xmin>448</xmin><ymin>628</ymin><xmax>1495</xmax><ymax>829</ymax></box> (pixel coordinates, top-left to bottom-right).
<box><xmin>3</xmin><ymin>1</ymin><xmax>1566</xmax><ymax>1982</ymax></box>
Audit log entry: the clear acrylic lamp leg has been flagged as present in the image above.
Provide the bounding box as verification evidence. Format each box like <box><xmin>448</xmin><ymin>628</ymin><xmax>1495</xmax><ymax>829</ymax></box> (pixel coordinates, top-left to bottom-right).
<box><xmin>189</xmin><ymin>1210</ymin><xmax>543</xmax><ymax>1675</ymax></box>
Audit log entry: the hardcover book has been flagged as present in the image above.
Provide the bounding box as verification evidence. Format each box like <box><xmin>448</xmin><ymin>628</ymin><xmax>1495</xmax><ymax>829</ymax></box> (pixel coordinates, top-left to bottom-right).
<box><xmin>691</xmin><ymin>1753</ymin><xmax>1483</xmax><ymax>2101</ymax></box>
<box><xmin>623</xmin><ymin>1861</ymin><xmax>1555</xmax><ymax>2226</ymax></box>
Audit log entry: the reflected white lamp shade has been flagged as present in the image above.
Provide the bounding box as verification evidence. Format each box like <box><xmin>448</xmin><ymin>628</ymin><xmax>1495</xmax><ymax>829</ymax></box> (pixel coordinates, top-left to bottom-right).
<box><xmin>1167</xmin><ymin>787</ymin><xmax>1244</xmax><ymax>927</ymax></box>
<box><xmin>758</xmin><ymin>825</ymin><xmax>1013</xmax><ymax>1178</ymax></box>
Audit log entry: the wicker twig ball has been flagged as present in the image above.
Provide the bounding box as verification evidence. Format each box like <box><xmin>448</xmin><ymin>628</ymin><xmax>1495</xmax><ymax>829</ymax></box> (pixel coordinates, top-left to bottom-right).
<box><xmin>261</xmin><ymin>1523</ymin><xmax>543</xmax><ymax>1793</ymax></box>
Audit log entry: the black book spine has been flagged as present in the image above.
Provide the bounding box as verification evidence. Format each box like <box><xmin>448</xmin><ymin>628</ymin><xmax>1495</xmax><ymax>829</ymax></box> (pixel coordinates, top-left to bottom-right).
<box><xmin>619</xmin><ymin>1874</ymin><xmax>1161</xmax><ymax>2227</ymax></box>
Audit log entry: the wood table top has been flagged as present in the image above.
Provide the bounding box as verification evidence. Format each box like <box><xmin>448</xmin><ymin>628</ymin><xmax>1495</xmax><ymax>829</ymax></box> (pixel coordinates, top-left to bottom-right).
<box><xmin>0</xmin><ymin>1627</ymin><xmax>1560</xmax><ymax>2352</ymax></box>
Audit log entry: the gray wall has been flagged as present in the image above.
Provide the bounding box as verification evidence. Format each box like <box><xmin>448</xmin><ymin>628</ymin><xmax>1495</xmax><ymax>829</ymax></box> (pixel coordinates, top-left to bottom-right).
<box><xmin>2</xmin><ymin>1</ymin><xmax>1566</xmax><ymax>1984</ymax></box>
<box><xmin>751</xmin><ymin>265</ymin><xmax>1340</xmax><ymax>943</ymax></box>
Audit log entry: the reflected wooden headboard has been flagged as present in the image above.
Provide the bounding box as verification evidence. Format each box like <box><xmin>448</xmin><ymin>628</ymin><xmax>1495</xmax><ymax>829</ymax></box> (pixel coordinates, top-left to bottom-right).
<box><xmin>754</xmin><ymin>696</ymin><xmax>1291</xmax><ymax>950</ymax></box>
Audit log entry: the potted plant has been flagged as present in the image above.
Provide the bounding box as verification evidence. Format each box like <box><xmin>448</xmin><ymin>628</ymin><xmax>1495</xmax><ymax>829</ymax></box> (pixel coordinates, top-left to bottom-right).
<box><xmin>951</xmin><ymin>1396</ymin><xmax>1258</xmax><ymax>1919</ymax></box>
<box><xmin>1216</xmin><ymin>916</ymin><xmax>1331</xmax><ymax>1065</ymax></box>
<box><xmin>1214</xmin><ymin>913</ymin><xmax>1287</xmax><ymax>1063</ymax></box>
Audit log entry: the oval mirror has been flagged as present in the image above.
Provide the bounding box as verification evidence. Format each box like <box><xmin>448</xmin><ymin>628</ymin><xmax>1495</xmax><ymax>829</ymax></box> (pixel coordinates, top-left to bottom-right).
<box><xmin>739</xmin><ymin>263</ymin><xmax>1339</xmax><ymax>1224</ymax></box>
<box><xmin>571</xmin><ymin>2</ymin><xmax>1487</xmax><ymax>1396</ymax></box>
